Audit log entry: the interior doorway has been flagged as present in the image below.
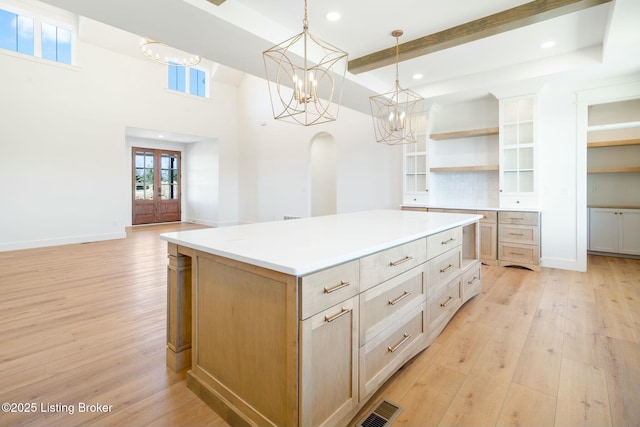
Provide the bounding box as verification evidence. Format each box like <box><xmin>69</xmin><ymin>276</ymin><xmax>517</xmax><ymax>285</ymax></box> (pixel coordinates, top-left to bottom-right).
<box><xmin>132</xmin><ymin>148</ymin><xmax>181</xmax><ymax>224</ymax></box>
<box><xmin>310</xmin><ymin>133</ymin><xmax>337</xmax><ymax>217</ymax></box>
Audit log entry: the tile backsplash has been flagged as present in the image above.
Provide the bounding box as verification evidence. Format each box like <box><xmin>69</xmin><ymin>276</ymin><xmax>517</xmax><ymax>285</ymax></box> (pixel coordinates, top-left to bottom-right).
<box><xmin>430</xmin><ymin>171</ymin><xmax>499</xmax><ymax>206</ymax></box>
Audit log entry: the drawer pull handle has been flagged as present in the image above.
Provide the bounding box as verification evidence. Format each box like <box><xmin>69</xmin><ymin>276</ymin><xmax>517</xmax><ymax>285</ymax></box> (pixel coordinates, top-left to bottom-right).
<box><xmin>387</xmin><ymin>333</ymin><xmax>411</xmax><ymax>353</ymax></box>
<box><xmin>390</xmin><ymin>255</ymin><xmax>413</xmax><ymax>267</ymax></box>
<box><xmin>467</xmin><ymin>276</ymin><xmax>477</xmax><ymax>285</ymax></box>
<box><xmin>440</xmin><ymin>264</ymin><xmax>454</xmax><ymax>273</ymax></box>
<box><xmin>509</xmin><ymin>252</ymin><xmax>525</xmax><ymax>256</ymax></box>
<box><xmin>324</xmin><ymin>281</ymin><xmax>350</xmax><ymax>294</ymax></box>
<box><xmin>440</xmin><ymin>296</ymin><xmax>454</xmax><ymax>307</ymax></box>
<box><xmin>441</xmin><ymin>237</ymin><xmax>456</xmax><ymax>245</ymax></box>
<box><xmin>324</xmin><ymin>307</ymin><xmax>352</xmax><ymax>323</ymax></box>
<box><xmin>509</xmin><ymin>233</ymin><xmax>524</xmax><ymax>236</ymax></box>
<box><xmin>510</xmin><ymin>217</ymin><xmax>525</xmax><ymax>220</ymax></box>
<box><xmin>388</xmin><ymin>291</ymin><xmax>411</xmax><ymax>305</ymax></box>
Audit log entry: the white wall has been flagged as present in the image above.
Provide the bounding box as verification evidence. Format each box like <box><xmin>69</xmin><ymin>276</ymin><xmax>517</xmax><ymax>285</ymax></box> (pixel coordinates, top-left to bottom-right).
<box><xmin>184</xmin><ymin>140</ymin><xmax>220</xmax><ymax>226</ymax></box>
<box><xmin>310</xmin><ymin>133</ymin><xmax>337</xmax><ymax>217</ymax></box>
<box><xmin>0</xmin><ymin>16</ymin><xmax>238</xmax><ymax>250</ymax></box>
<box><xmin>236</xmin><ymin>73</ymin><xmax>402</xmax><ymax>223</ymax></box>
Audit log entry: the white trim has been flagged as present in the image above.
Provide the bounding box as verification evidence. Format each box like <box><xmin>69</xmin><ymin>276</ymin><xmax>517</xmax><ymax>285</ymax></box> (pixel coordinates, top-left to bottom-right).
<box><xmin>0</xmin><ymin>232</ymin><xmax>127</xmax><ymax>252</ymax></box>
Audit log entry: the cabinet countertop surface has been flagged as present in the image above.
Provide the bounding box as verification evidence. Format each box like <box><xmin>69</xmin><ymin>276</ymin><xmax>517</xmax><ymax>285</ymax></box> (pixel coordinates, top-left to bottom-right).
<box><xmin>402</xmin><ymin>203</ymin><xmax>542</xmax><ymax>212</ymax></box>
<box><xmin>160</xmin><ymin>209</ymin><xmax>481</xmax><ymax>276</ymax></box>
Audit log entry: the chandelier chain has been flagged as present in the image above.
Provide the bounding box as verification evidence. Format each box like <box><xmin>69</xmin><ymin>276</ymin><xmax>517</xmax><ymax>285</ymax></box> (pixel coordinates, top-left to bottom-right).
<box><xmin>395</xmin><ymin>34</ymin><xmax>400</xmax><ymax>85</ymax></box>
<box><xmin>303</xmin><ymin>0</ymin><xmax>308</xmax><ymax>30</ymax></box>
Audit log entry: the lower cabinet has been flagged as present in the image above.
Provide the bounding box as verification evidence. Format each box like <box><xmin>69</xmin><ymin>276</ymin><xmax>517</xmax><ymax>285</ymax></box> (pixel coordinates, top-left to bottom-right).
<box><xmin>589</xmin><ymin>208</ymin><xmax>640</xmax><ymax>255</ymax></box>
<box><xmin>479</xmin><ymin>212</ymin><xmax>498</xmax><ymax>265</ymax></box>
<box><xmin>497</xmin><ymin>211</ymin><xmax>541</xmax><ymax>271</ymax></box>
<box><xmin>299</xmin><ymin>296</ymin><xmax>359</xmax><ymax>427</ymax></box>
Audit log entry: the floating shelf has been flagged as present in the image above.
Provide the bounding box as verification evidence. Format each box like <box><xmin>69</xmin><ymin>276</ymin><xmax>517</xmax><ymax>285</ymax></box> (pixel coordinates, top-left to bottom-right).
<box><xmin>430</xmin><ymin>165</ymin><xmax>499</xmax><ymax>173</ymax></box>
<box><xmin>587</xmin><ymin>166</ymin><xmax>640</xmax><ymax>173</ymax></box>
<box><xmin>430</xmin><ymin>127</ymin><xmax>499</xmax><ymax>140</ymax></box>
<box><xmin>587</xmin><ymin>139</ymin><xmax>640</xmax><ymax>148</ymax></box>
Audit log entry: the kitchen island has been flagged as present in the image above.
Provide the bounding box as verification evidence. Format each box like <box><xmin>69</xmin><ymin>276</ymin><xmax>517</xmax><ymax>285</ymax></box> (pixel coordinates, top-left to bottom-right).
<box><xmin>161</xmin><ymin>209</ymin><xmax>482</xmax><ymax>427</ymax></box>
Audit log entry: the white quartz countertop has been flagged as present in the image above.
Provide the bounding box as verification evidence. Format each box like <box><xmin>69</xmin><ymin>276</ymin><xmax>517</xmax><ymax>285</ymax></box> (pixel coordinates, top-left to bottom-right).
<box><xmin>402</xmin><ymin>203</ymin><xmax>542</xmax><ymax>212</ymax></box>
<box><xmin>160</xmin><ymin>209</ymin><xmax>481</xmax><ymax>276</ymax></box>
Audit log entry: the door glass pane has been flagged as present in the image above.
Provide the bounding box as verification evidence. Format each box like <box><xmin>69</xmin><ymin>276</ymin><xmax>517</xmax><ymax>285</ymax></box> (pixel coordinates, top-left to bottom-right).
<box><xmin>416</xmin><ymin>154</ymin><xmax>426</xmax><ymax>173</ymax></box>
<box><xmin>405</xmin><ymin>175</ymin><xmax>416</xmax><ymax>192</ymax></box>
<box><xmin>135</xmin><ymin>152</ymin><xmax>154</xmax><ymax>200</ymax></box>
<box><xmin>416</xmin><ymin>175</ymin><xmax>426</xmax><ymax>192</ymax></box>
<box><xmin>519</xmin><ymin>122</ymin><xmax>533</xmax><ymax>144</ymax></box>
<box><xmin>503</xmin><ymin>100</ymin><xmax>518</xmax><ymax>123</ymax></box>
<box><xmin>520</xmin><ymin>171</ymin><xmax>534</xmax><ymax>192</ymax></box>
<box><xmin>504</xmin><ymin>171</ymin><xmax>518</xmax><ymax>192</ymax></box>
<box><xmin>503</xmin><ymin>124</ymin><xmax>517</xmax><ymax>145</ymax></box>
<box><xmin>519</xmin><ymin>147</ymin><xmax>534</xmax><ymax>170</ymax></box>
<box><xmin>518</xmin><ymin>98</ymin><xmax>534</xmax><ymax>122</ymax></box>
<box><xmin>406</xmin><ymin>156</ymin><xmax>416</xmax><ymax>174</ymax></box>
<box><xmin>504</xmin><ymin>149</ymin><xmax>517</xmax><ymax>170</ymax></box>
<box><xmin>160</xmin><ymin>153</ymin><xmax>178</xmax><ymax>200</ymax></box>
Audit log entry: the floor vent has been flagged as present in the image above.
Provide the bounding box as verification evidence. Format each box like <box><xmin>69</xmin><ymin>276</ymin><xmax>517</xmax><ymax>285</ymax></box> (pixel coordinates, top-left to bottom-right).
<box><xmin>356</xmin><ymin>399</ymin><xmax>403</xmax><ymax>427</ymax></box>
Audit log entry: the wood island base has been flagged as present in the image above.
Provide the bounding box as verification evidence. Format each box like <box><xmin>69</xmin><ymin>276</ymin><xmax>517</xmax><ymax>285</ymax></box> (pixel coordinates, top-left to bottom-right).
<box><xmin>162</xmin><ymin>210</ymin><xmax>482</xmax><ymax>427</ymax></box>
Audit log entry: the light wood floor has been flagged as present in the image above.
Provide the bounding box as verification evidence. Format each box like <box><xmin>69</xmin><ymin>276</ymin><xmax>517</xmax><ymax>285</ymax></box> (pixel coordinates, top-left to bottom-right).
<box><xmin>1</xmin><ymin>223</ymin><xmax>639</xmax><ymax>427</ymax></box>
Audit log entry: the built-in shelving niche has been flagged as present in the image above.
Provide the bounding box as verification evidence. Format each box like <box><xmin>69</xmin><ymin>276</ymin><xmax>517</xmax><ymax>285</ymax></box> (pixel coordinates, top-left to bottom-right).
<box><xmin>587</xmin><ymin>100</ymin><xmax>640</xmax><ymax>208</ymax></box>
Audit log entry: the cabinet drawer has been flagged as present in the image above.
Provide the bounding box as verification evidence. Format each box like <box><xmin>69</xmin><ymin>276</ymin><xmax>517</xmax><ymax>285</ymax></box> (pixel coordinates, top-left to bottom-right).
<box><xmin>360</xmin><ymin>265</ymin><xmax>425</xmax><ymax>344</ymax></box>
<box><xmin>427</xmin><ymin>276</ymin><xmax>462</xmax><ymax>332</ymax></box>
<box><xmin>300</xmin><ymin>260</ymin><xmax>360</xmax><ymax>320</ymax></box>
<box><xmin>359</xmin><ymin>305</ymin><xmax>426</xmax><ymax>398</ymax></box>
<box><xmin>426</xmin><ymin>246</ymin><xmax>461</xmax><ymax>297</ymax></box>
<box><xmin>360</xmin><ymin>238</ymin><xmax>427</xmax><ymax>291</ymax></box>
<box><xmin>498</xmin><ymin>242</ymin><xmax>539</xmax><ymax>265</ymax></box>
<box><xmin>477</xmin><ymin>210</ymin><xmax>497</xmax><ymax>223</ymax></box>
<box><xmin>461</xmin><ymin>263</ymin><xmax>482</xmax><ymax>303</ymax></box>
<box><xmin>498</xmin><ymin>211</ymin><xmax>539</xmax><ymax>226</ymax></box>
<box><xmin>427</xmin><ymin>227</ymin><xmax>462</xmax><ymax>259</ymax></box>
<box><xmin>498</xmin><ymin>224</ymin><xmax>539</xmax><ymax>245</ymax></box>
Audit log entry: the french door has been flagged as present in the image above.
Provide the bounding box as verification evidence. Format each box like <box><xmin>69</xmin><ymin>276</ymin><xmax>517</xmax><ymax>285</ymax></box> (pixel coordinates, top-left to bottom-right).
<box><xmin>132</xmin><ymin>148</ymin><xmax>181</xmax><ymax>225</ymax></box>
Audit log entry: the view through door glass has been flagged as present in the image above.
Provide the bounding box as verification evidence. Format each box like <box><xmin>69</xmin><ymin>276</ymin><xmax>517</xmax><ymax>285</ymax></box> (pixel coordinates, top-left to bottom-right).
<box><xmin>132</xmin><ymin>148</ymin><xmax>181</xmax><ymax>225</ymax></box>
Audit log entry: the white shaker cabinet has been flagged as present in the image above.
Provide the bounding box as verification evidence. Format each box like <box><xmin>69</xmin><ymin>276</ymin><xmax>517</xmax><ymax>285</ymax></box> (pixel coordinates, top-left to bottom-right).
<box><xmin>589</xmin><ymin>208</ymin><xmax>640</xmax><ymax>255</ymax></box>
<box><xmin>499</xmin><ymin>95</ymin><xmax>539</xmax><ymax>208</ymax></box>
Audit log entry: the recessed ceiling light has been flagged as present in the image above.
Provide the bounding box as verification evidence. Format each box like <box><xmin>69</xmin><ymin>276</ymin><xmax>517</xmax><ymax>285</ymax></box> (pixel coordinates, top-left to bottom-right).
<box><xmin>412</xmin><ymin>73</ymin><xmax>424</xmax><ymax>80</ymax></box>
<box><xmin>540</xmin><ymin>41</ymin><xmax>556</xmax><ymax>49</ymax></box>
<box><xmin>325</xmin><ymin>11</ymin><xmax>341</xmax><ymax>22</ymax></box>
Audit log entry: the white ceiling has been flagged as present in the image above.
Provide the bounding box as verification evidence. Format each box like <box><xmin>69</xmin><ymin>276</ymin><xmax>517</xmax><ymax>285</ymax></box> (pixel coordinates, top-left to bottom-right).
<box><xmin>37</xmin><ymin>0</ymin><xmax>640</xmax><ymax>112</ymax></box>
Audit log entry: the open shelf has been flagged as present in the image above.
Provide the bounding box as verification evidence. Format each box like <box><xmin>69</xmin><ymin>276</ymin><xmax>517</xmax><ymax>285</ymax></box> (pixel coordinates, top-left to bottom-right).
<box><xmin>587</xmin><ymin>138</ymin><xmax>640</xmax><ymax>148</ymax></box>
<box><xmin>430</xmin><ymin>127</ymin><xmax>499</xmax><ymax>140</ymax></box>
<box><xmin>587</xmin><ymin>166</ymin><xmax>640</xmax><ymax>173</ymax></box>
<box><xmin>430</xmin><ymin>165</ymin><xmax>499</xmax><ymax>173</ymax></box>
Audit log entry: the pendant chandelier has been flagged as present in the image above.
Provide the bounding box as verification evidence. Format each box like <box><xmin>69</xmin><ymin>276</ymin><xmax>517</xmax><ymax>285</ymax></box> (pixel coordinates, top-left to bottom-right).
<box><xmin>263</xmin><ymin>0</ymin><xmax>348</xmax><ymax>126</ymax></box>
<box><xmin>140</xmin><ymin>38</ymin><xmax>201</xmax><ymax>66</ymax></box>
<box><xmin>369</xmin><ymin>30</ymin><xmax>425</xmax><ymax>145</ymax></box>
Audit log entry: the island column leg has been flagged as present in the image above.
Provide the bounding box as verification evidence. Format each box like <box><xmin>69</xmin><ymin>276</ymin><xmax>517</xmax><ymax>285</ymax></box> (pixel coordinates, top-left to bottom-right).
<box><xmin>166</xmin><ymin>243</ymin><xmax>192</xmax><ymax>371</ymax></box>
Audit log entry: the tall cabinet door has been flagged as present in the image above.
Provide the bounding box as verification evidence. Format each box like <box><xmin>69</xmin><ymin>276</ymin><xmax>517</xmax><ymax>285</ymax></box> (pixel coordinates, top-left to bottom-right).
<box><xmin>299</xmin><ymin>297</ymin><xmax>359</xmax><ymax>427</ymax></box>
<box><xmin>589</xmin><ymin>208</ymin><xmax>619</xmax><ymax>252</ymax></box>
<box><xmin>499</xmin><ymin>95</ymin><xmax>538</xmax><ymax>208</ymax></box>
<box><xmin>619</xmin><ymin>209</ymin><xmax>640</xmax><ymax>255</ymax></box>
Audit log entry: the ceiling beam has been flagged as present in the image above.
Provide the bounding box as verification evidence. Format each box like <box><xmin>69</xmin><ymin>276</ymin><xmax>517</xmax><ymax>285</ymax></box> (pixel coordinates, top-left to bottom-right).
<box><xmin>206</xmin><ymin>0</ymin><xmax>226</xmax><ymax>5</ymax></box>
<box><xmin>348</xmin><ymin>0</ymin><xmax>612</xmax><ymax>74</ymax></box>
